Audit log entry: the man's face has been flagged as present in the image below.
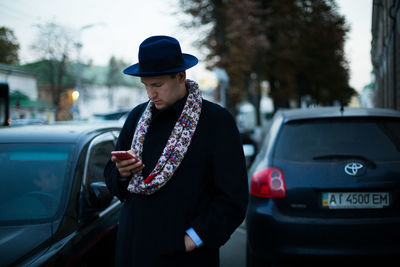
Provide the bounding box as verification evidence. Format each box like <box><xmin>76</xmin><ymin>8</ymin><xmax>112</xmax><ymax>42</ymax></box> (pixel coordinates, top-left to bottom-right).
<box><xmin>141</xmin><ymin>72</ymin><xmax>186</xmax><ymax>110</ymax></box>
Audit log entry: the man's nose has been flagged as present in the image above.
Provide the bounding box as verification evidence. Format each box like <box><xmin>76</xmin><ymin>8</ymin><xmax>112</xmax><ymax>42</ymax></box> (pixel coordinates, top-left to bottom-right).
<box><xmin>146</xmin><ymin>87</ymin><xmax>157</xmax><ymax>99</ymax></box>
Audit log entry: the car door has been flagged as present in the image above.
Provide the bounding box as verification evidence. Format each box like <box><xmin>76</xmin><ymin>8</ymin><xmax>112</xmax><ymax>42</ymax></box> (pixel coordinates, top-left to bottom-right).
<box><xmin>82</xmin><ymin>130</ymin><xmax>122</xmax><ymax>218</ymax></box>
<box><xmin>69</xmin><ymin>131</ymin><xmax>122</xmax><ymax>266</ymax></box>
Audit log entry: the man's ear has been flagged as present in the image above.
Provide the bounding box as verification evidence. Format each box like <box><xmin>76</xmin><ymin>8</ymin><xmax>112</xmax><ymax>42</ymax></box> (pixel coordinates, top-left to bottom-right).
<box><xmin>178</xmin><ymin>71</ymin><xmax>186</xmax><ymax>82</ymax></box>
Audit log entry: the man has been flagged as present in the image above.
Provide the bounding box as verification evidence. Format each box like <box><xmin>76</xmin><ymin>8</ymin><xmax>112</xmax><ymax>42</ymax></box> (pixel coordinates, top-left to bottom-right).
<box><xmin>104</xmin><ymin>35</ymin><xmax>248</xmax><ymax>267</ymax></box>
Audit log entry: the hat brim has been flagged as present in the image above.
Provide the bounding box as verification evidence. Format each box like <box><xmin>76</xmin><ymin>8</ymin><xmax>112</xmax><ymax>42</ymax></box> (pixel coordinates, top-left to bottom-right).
<box><xmin>123</xmin><ymin>54</ymin><xmax>198</xmax><ymax>77</ymax></box>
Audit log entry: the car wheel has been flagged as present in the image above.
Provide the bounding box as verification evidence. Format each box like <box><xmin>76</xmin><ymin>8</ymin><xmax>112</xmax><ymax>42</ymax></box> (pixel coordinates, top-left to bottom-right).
<box><xmin>246</xmin><ymin>243</ymin><xmax>272</xmax><ymax>267</ymax></box>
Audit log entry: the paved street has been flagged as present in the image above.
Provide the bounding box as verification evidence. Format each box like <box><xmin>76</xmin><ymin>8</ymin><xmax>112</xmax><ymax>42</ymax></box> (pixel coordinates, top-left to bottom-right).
<box><xmin>220</xmin><ymin>225</ymin><xmax>247</xmax><ymax>267</ymax></box>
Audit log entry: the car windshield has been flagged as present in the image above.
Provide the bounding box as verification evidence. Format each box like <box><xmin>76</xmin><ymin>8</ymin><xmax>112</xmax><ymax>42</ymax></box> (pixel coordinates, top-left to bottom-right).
<box><xmin>0</xmin><ymin>144</ymin><xmax>73</xmax><ymax>223</ymax></box>
<box><xmin>274</xmin><ymin>117</ymin><xmax>400</xmax><ymax>162</ymax></box>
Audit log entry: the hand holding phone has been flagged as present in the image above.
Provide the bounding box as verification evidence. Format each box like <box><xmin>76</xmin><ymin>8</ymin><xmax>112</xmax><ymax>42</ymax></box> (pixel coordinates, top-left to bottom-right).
<box><xmin>111</xmin><ymin>151</ymin><xmax>144</xmax><ymax>177</ymax></box>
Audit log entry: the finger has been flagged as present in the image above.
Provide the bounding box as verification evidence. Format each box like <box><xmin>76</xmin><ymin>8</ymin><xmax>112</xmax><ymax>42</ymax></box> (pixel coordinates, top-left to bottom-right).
<box><xmin>125</xmin><ymin>161</ymin><xmax>144</xmax><ymax>173</ymax></box>
<box><xmin>116</xmin><ymin>159</ymin><xmax>144</xmax><ymax>177</ymax></box>
<box><xmin>120</xmin><ymin>171</ymin><xmax>131</xmax><ymax>178</ymax></box>
<box><xmin>131</xmin><ymin>163</ymin><xmax>145</xmax><ymax>174</ymax></box>
<box><xmin>116</xmin><ymin>158</ymin><xmax>136</xmax><ymax>168</ymax></box>
<box><xmin>118</xmin><ymin>164</ymin><xmax>134</xmax><ymax>174</ymax></box>
<box><xmin>119</xmin><ymin>159</ymin><xmax>143</xmax><ymax>169</ymax></box>
<box><xmin>132</xmin><ymin>160</ymin><xmax>144</xmax><ymax>168</ymax></box>
<box><xmin>118</xmin><ymin>166</ymin><xmax>132</xmax><ymax>177</ymax></box>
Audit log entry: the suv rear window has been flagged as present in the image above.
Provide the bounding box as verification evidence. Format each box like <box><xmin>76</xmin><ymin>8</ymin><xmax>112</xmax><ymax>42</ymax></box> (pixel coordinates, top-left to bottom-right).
<box><xmin>274</xmin><ymin>117</ymin><xmax>400</xmax><ymax>162</ymax></box>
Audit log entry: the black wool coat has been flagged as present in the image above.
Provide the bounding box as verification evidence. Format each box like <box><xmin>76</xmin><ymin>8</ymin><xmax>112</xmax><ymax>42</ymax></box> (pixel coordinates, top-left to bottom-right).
<box><xmin>104</xmin><ymin>95</ymin><xmax>248</xmax><ymax>267</ymax></box>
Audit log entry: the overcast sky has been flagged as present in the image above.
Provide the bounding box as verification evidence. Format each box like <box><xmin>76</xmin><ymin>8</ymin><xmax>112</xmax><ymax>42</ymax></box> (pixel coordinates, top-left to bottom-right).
<box><xmin>1</xmin><ymin>0</ymin><xmax>372</xmax><ymax>91</ymax></box>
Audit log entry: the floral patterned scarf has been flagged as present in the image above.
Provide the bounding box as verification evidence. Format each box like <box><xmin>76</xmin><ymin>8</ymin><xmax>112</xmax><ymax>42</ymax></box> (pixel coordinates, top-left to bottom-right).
<box><xmin>127</xmin><ymin>79</ymin><xmax>202</xmax><ymax>195</ymax></box>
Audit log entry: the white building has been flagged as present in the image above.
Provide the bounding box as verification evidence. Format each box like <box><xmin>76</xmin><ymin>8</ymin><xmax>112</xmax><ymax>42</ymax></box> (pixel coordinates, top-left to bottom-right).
<box><xmin>0</xmin><ymin>63</ymin><xmax>55</xmax><ymax>123</ymax></box>
<box><xmin>0</xmin><ymin>63</ymin><xmax>38</xmax><ymax>100</ymax></box>
<box><xmin>76</xmin><ymin>84</ymin><xmax>148</xmax><ymax>119</ymax></box>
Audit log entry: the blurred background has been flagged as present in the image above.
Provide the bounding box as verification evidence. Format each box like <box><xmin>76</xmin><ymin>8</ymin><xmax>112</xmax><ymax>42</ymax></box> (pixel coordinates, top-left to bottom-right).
<box><xmin>0</xmin><ymin>0</ymin><xmax>397</xmax><ymax>133</ymax></box>
<box><xmin>1</xmin><ymin>1</ymin><xmax>399</xmax><ymax>265</ymax></box>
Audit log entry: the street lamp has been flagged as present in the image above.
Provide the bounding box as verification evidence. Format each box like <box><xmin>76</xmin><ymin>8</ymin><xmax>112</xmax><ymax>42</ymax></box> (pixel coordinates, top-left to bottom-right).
<box><xmin>74</xmin><ymin>23</ymin><xmax>105</xmax><ymax>98</ymax></box>
<box><xmin>72</xmin><ymin>90</ymin><xmax>80</xmax><ymax>102</ymax></box>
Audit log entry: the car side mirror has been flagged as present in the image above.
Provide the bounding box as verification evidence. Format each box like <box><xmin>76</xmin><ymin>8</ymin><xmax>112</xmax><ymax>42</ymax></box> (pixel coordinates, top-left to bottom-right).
<box><xmin>243</xmin><ymin>144</ymin><xmax>256</xmax><ymax>167</ymax></box>
<box><xmin>88</xmin><ymin>182</ymin><xmax>113</xmax><ymax>210</ymax></box>
<box><xmin>243</xmin><ymin>143</ymin><xmax>255</xmax><ymax>157</ymax></box>
<box><xmin>240</xmin><ymin>131</ymin><xmax>258</xmax><ymax>168</ymax></box>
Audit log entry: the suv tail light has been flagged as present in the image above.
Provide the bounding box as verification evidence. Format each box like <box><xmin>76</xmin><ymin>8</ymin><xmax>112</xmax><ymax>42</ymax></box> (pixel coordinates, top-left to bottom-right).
<box><xmin>250</xmin><ymin>167</ymin><xmax>286</xmax><ymax>198</ymax></box>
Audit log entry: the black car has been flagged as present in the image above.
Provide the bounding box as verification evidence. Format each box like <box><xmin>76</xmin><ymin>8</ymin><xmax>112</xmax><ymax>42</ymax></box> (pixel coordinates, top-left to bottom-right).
<box><xmin>89</xmin><ymin>110</ymin><xmax>130</xmax><ymax>125</ymax></box>
<box><xmin>246</xmin><ymin>107</ymin><xmax>400</xmax><ymax>265</ymax></box>
<box><xmin>0</xmin><ymin>123</ymin><xmax>122</xmax><ymax>266</ymax></box>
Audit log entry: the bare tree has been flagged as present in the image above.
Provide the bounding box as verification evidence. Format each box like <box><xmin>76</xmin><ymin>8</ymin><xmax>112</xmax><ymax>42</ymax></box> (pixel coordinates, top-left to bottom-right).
<box><xmin>30</xmin><ymin>21</ymin><xmax>75</xmax><ymax>114</ymax></box>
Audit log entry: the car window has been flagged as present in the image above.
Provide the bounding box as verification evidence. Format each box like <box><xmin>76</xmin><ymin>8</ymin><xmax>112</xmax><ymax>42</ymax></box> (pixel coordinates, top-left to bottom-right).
<box><xmin>249</xmin><ymin>114</ymin><xmax>283</xmax><ymax>176</ymax></box>
<box><xmin>0</xmin><ymin>144</ymin><xmax>73</xmax><ymax>223</ymax></box>
<box><xmin>274</xmin><ymin>118</ymin><xmax>400</xmax><ymax>162</ymax></box>
<box><xmin>85</xmin><ymin>137</ymin><xmax>115</xmax><ymax>186</ymax></box>
<box><xmin>111</xmin><ymin>130</ymin><xmax>120</xmax><ymax>141</ymax></box>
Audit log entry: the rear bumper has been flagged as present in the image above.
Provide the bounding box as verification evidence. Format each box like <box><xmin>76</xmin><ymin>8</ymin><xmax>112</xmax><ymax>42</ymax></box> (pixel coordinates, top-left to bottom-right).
<box><xmin>246</xmin><ymin>199</ymin><xmax>400</xmax><ymax>261</ymax></box>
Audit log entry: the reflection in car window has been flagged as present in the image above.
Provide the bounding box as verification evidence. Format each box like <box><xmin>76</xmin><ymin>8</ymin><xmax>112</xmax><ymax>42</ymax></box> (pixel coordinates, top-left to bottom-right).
<box><xmin>85</xmin><ymin>140</ymin><xmax>115</xmax><ymax>186</ymax></box>
<box><xmin>0</xmin><ymin>144</ymin><xmax>72</xmax><ymax>222</ymax></box>
<box><xmin>274</xmin><ymin>118</ymin><xmax>400</xmax><ymax>162</ymax></box>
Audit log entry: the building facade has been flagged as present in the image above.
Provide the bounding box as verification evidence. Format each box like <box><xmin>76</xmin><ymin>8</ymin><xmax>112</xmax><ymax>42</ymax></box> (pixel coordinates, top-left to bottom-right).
<box><xmin>0</xmin><ymin>63</ymin><xmax>38</xmax><ymax>101</ymax></box>
<box><xmin>0</xmin><ymin>64</ymin><xmax>55</xmax><ymax>123</ymax></box>
<box><xmin>371</xmin><ymin>0</ymin><xmax>400</xmax><ymax>110</ymax></box>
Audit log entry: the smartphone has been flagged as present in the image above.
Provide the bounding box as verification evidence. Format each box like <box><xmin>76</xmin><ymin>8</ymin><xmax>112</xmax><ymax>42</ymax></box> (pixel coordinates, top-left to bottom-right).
<box><xmin>111</xmin><ymin>151</ymin><xmax>138</xmax><ymax>161</ymax></box>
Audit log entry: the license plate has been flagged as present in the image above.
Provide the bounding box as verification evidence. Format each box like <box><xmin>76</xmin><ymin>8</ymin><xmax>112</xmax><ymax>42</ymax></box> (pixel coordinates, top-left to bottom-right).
<box><xmin>322</xmin><ymin>192</ymin><xmax>390</xmax><ymax>209</ymax></box>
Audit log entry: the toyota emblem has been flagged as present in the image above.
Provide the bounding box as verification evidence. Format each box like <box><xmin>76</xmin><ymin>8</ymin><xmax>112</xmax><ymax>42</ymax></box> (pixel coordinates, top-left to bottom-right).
<box><xmin>344</xmin><ymin>162</ymin><xmax>364</xmax><ymax>176</ymax></box>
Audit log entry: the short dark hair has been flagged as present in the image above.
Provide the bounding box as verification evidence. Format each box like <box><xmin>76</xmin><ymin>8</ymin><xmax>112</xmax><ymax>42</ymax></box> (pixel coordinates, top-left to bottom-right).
<box><xmin>169</xmin><ymin>71</ymin><xmax>186</xmax><ymax>79</ymax></box>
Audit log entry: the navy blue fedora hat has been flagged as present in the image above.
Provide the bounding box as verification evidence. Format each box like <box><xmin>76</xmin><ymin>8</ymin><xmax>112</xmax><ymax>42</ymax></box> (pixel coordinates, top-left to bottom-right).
<box><xmin>123</xmin><ymin>35</ymin><xmax>198</xmax><ymax>77</ymax></box>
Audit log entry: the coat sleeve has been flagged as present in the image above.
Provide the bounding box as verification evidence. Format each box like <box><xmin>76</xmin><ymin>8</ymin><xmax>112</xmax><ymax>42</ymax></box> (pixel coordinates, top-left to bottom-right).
<box><xmin>104</xmin><ymin>104</ymin><xmax>145</xmax><ymax>201</ymax></box>
<box><xmin>191</xmin><ymin>106</ymin><xmax>249</xmax><ymax>249</ymax></box>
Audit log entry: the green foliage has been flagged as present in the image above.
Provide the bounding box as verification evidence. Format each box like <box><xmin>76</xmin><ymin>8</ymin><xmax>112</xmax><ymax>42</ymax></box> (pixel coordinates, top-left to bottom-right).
<box><xmin>107</xmin><ymin>56</ymin><xmax>142</xmax><ymax>88</ymax></box>
<box><xmin>20</xmin><ymin>60</ymin><xmax>75</xmax><ymax>86</ymax></box>
<box><xmin>0</xmin><ymin>26</ymin><xmax>20</xmax><ymax>65</ymax></box>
